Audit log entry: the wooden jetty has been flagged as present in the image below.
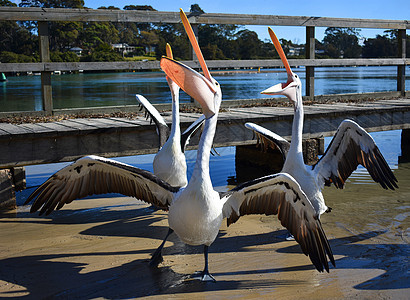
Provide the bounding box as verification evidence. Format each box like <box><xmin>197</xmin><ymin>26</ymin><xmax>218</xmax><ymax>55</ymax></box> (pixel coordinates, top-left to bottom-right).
<box><xmin>0</xmin><ymin>97</ymin><xmax>409</xmax><ymax>209</ymax></box>
<box><xmin>1</xmin><ymin>98</ymin><xmax>409</xmax><ymax>169</ymax></box>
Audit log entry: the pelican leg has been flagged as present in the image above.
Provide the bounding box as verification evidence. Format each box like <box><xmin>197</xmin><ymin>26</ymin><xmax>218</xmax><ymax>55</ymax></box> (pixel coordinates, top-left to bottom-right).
<box><xmin>149</xmin><ymin>227</ymin><xmax>173</xmax><ymax>267</ymax></box>
<box><xmin>200</xmin><ymin>245</ymin><xmax>216</xmax><ymax>282</ymax></box>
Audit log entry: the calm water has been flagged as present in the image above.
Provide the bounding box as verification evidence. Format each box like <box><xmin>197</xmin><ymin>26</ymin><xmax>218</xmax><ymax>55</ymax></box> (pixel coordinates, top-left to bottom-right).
<box><xmin>1</xmin><ymin>65</ymin><xmax>410</xmax><ymax>112</ymax></box>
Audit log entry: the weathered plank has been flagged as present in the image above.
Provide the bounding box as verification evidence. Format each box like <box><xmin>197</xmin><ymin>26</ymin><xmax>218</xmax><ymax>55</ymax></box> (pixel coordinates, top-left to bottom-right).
<box><xmin>0</xmin><ymin>58</ymin><xmax>407</xmax><ymax>73</ymax></box>
<box><xmin>0</xmin><ymin>124</ymin><xmax>34</xmax><ymax>136</ymax></box>
<box><xmin>0</xmin><ymin>7</ymin><xmax>408</xmax><ymax>29</ymax></box>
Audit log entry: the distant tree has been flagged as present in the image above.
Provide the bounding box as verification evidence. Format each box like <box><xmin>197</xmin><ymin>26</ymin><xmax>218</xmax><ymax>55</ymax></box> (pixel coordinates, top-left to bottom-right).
<box><xmin>155</xmin><ymin>23</ymin><xmax>190</xmax><ymax>60</ymax></box>
<box><xmin>362</xmin><ymin>34</ymin><xmax>396</xmax><ymax>58</ymax></box>
<box><xmin>201</xmin><ymin>43</ymin><xmax>226</xmax><ymax>60</ymax></box>
<box><xmin>50</xmin><ymin>50</ymin><xmax>80</xmax><ymax>62</ymax></box>
<box><xmin>19</xmin><ymin>0</ymin><xmax>84</xmax><ymax>8</ymax></box>
<box><xmin>97</xmin><ymin>6</ymin><xmax>120</xmax><ymax>10</ymax></box>
<box><xmin>0</xmin><ymin>51</ymin><xmax>38</xmax><ymax>63</ymax></box>
<box><xmin>80</xmin><ymin>42</ymin><xmax>123</xmax><ymax>62</ymax></box>
<box><xmin>323</xmin><ymin>27</ymin><xmax>362</xmax><ymax>58</ymax></box>
<box><xmin>140</xmin><ymin>30</ymin><xmax>159</xmax><ymax>54</ymax></box>
<box><xmin>80</xmin><ymin>21</ymin><xmax>119</xmax><ymax>51</ymax></box>
<box><xmin>235</xmin><ymin>29</ymin><xmax>262</xmax><ymax>59</ymax></box>
<box><xmin>384</xmin><ymin>29</ymin><xmax>410</xmax><ymax>57</ymax></box>
<box><xmin>19</xmin><ymin>0</ymin><xmax>84</xmax><ymax>55</ymax></box>
<box><xmin>0</xmin><ymin>0</ymin><xmax>37</xmax><ymax>58</ymax></box>
<box><xmin>190</xmin><ymin>4</ymin><xmax>204</xmax><ymax>14</ymax></box>
<box><xmin>49</xmin><ymin>21</ymin><xmax>83</xmax><ymax>52</ymax></box>
<box><xmin>124</xmin><ymin>5</ymin><xmax>156</xmax><ymax>11</ymax></box>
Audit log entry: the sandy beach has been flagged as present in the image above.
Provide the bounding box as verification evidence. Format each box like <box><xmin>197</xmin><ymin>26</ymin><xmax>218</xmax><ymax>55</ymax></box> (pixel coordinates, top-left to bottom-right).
<box><xmin>0</xmin><ymin>172</ymin><xmax>408</xmax><ymax>300</ymax></box>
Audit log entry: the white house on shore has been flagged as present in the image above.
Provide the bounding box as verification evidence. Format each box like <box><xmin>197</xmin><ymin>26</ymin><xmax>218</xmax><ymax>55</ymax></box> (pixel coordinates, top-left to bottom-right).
<box><xmin>69</xmin><ymin>47</ymin><xmax>83</xmax><ymax>56</ymax></box>
<box><xmin>111</xmin><ymin>43</ymin><xmax>136</xmax><ymax>56</ymax></box>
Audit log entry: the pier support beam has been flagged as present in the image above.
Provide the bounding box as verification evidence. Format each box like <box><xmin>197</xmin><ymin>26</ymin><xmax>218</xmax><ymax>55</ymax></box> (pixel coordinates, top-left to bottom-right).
<box><xmin>399</xmin><ymin>129</ymin><xmax>410</xmax><ymax>163</ymax></box>
<box><xmin>235</xmin><ymin>138</ymin><xmax>324</xmax><ymax>183</ymax></box>
<box><xmin>0</xmin><ymin>167</ymin><xmax>26</xmax><ymax>211</ymax></box>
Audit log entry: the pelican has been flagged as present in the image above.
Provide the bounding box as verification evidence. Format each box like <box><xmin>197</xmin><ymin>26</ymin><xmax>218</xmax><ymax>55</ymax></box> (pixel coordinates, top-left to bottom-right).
<box><xmin>251</xmin><ymin>27</ymin><xmax>398</xmax><ymax>216</ymax></box>
<box><xmin>136</xmin><ymin>43</ymin><xmax>205</xmax><ymax>188</ymax></box>
<box><xmin>25</xmin><ymin>12</ymin><xmax>335</xmax><ymax>281</ymax></box>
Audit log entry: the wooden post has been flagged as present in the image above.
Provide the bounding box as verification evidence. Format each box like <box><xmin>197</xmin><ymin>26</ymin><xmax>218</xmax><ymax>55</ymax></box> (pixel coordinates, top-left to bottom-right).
<box><xmin>305</xmin><ymin>26</ymin><xmax>315</xmax><ymax>99</ymax></box>
<box><xmin>192</xmin><ymin>24</ymin><xmax>199</xmax><ymax>62</ymax></box>
<box><xmin>399</xmin><ymin>129</ymin><xmax>410</xmax><ymax>163</ymax></box>
<box><xmin>0</xmin><ymin>169</ymin><xmax>16</xmax><ymax>210</ymax></box>
<box><xmin>397</xmin><ymin>29</ymin><xmax>406</xmax><ymax>96</ymax></box>
<box><xmin>38</xmin><ymin>21</ymin><xmax>53</xmax><ymax>114</ymax></box>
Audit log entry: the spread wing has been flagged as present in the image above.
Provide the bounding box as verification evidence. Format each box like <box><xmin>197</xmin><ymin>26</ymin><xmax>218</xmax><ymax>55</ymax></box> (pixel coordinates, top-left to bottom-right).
<box><xmin>136</xmin><ymin>94</ymin><xmax>170</xmax><ymax>148</ymax></box>
<box><xmin>24</xmin><ymin>155</ymin><xmax>179</xmax><ymax>216</ymax></box>
<box><xmin>222</xmin><ymin>172</ymin><xmax>335</xmax><ymax>272</ymax></box>
<box><xmin>245</xmin><ymin>122</ymin><xmax>290</xmax><ymax>160</ymax></box>
<box><xmin>313</xmin><ymin>119</ymin><xmax>398</xmax><ymax>190</ymax></box>
<box><xmin>181</xmin><ymin>114</ymin><xmax>206</xmax><ymax>152</ymax></box>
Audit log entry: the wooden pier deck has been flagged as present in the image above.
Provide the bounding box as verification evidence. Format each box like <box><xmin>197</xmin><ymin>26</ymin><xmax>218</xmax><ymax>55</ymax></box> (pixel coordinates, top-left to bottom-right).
<box><xmin>0</xmin><ymin>98</ymin><xmax>409</xmax><ymax>169</ymax></box>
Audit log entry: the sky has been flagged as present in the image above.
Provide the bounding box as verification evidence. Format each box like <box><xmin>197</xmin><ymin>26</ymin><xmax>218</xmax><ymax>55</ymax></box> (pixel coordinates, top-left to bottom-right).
<box><xmin>12</xmin><ymin>0</ymin><xmax>410</xmax><ymax>43</ymax></box>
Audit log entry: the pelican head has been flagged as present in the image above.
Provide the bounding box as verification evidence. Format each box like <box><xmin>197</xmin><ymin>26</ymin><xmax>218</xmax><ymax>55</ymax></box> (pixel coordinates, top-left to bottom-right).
<box><xmin>160</xmin><ymin>9</ymin><xmax>221</xmax><ymax>118</ymax></box>
<box><xmin>261</xmin><ymin>27</ymin><xmax>302</xmax><ymax>107</ymax></box>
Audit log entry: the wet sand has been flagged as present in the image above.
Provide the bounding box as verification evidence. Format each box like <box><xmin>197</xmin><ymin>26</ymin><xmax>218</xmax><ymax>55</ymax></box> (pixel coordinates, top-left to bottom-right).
<box><xmin>0</xmin><ymin>159</ymin><xmax>409</xmax><ymax>299</ymax></box>
<box><xmin>0</xmin><ymin>178</ymin><xmax>409</xmax><ymax>300</ymax></box>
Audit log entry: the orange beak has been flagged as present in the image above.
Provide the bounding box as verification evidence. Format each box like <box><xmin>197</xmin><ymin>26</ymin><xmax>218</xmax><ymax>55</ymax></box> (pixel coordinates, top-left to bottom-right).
<box><xmin>160</xmin><ymin>9</ymin><xmax>218</xmax><ymax>118</ymax></box>
<box><xmin>261</xmin><ymin>27</ymin><xmax>297</xmax><ymax>100</ymax></box>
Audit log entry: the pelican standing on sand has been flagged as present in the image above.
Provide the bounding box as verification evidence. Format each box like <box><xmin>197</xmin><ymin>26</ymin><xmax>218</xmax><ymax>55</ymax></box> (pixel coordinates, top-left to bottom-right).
<box><xmin>247</xmin><ymin>27</ymin><xmax>398</xmax><ymax>217</ymax></box>
<box><xmin>136</xmin><ymin>43</ymin><xmax>205</xmax><ymax>188</ymax></box>
<box><xmin>25</xmin><ymin>12</ymin><xmax>335</xmax><ymax>281</ymax></box>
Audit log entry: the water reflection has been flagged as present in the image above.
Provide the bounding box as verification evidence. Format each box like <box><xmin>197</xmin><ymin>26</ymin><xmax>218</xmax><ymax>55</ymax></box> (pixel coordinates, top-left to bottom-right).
<box><xmin>1</xmin><ymin>66</ymin><xmax>409</xmax><ymax>112</ymax></box>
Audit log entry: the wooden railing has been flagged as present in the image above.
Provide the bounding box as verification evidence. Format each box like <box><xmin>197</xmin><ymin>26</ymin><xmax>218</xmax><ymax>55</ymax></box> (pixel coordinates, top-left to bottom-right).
<box><xmin>0</xmin><ymin>7</ymin><xmax>408</xmax><ymax>116</ymax></box>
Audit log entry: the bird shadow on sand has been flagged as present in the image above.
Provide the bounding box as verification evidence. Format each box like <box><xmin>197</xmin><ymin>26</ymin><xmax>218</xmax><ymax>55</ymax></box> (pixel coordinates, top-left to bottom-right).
<box><xmin>0</xmin><ymin>249</ymin><xmax>305</xmax><ymax>299</ymax></box>
<box><xmin>1</xmin><ymin>200</ymin><xmax>408</xmax><ymax>299</ymax></box>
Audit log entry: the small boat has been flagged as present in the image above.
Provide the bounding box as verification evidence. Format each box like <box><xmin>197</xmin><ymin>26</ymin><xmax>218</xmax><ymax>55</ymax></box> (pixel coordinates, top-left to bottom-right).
<box><xmin>0</xmin><ymin>73</ymin><xmax>6</xmax><ymax>82</ymax></box>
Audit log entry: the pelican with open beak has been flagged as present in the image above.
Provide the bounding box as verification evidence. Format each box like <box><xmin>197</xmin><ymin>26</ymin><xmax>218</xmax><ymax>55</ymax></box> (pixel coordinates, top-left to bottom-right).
<box><xmin>252</xmin><ymin>27</ymin><xmax>398</xmax><ymax>217</ymax></box>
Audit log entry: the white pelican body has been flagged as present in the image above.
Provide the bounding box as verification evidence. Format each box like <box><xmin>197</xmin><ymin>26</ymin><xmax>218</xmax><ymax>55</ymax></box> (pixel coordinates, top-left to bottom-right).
<box><xmin>169</xmin><ymin>101</ymin><xmax>223</xmax><ymax>246</ymax></box>
<box><xmin>137</xmin><ymin>44</ymin><xmax>205</xmax><ymax>188</ymax></box>
<box><xmin>252</xmin><ymin>28</ymin><xmax>397</xmax><ymax>217</ymax></box>
<box><xmin>277</xmin><ymin>74</ymin><xmax>329</xmax><ymax>215</ymax></box>
<box><xmin>152</xmin><ymin>76</ymin><xmax>187</xmax><ymax>187</ymax></box>
<box><xmin>137</xmin><ymin>91</ymin><xmax>205</xmax><ymax>188</ymax></box>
